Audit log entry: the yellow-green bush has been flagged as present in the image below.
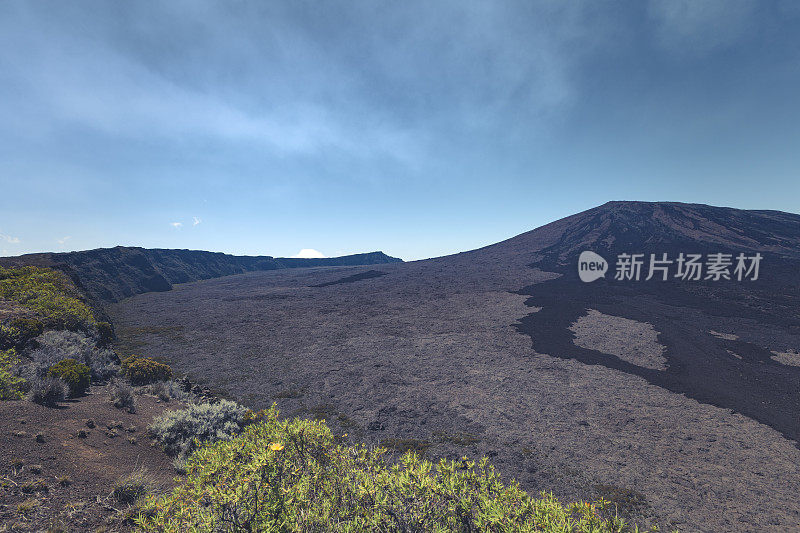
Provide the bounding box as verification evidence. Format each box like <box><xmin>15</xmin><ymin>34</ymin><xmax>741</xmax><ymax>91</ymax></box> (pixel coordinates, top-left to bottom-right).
<box><xmin>96</xmin><ymin>321</ymin><xmax>115</xmax><ymax>347</ymax></box>
<box><xmin>47</xmin><ymin>358</ymin><xmax>91</xmax><ymax>397</ymax></box>
<box><xmin>0</xmin><ymin>349</ymin><xmax>25</xmax><ymax>400</ymax></box>
<box><xmin>121</xmin><ymin>355</ymin><xmax>172</xmax><ymax>384</ymax></box>
<box><xmin>0</xmin><ymin>317</ymin><xmax>44</xmax><ymax>350</ymax></box>
<box><xmin>137</xmin><ymin>406</ymin><xmax>627</xmax><ymax>532</ymax></box>
<box><xmin>0</xmin><ymin>266</ymin><xmax>95</xmax><ymax>331</ymax></box>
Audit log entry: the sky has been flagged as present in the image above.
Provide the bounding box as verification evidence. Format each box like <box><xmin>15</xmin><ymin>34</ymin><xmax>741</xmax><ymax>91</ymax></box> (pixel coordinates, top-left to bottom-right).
<box><xmin>1</xmin><ymin>1</ymin><xmax>799</xmax><ymax>261</ymax></box>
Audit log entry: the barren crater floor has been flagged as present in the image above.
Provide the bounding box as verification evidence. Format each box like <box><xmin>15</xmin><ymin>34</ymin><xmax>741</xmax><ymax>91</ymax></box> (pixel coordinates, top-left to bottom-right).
<box><xmin>109</xmin><ymin>202</ymin><xmax>800</xmax><ymax>532</ymax></box>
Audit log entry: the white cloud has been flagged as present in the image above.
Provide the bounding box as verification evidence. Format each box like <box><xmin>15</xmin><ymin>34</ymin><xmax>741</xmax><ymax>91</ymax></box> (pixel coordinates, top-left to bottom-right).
<box><xmin>57</xmin><ymin>236</ymin><xmax>71</xmax><ymax>246</ymax></box>
<box><xmin>291</xmin><ymin>248</ymin><xmax>326</xmax><ymax>258</ymax></box>
<box><xmin>0</xmin><ymin>2</ymin><xmax>605</xmax><ymax>164</ymax></box>
<box><xmin>0</xmin><ymin>233</ymin><xmax>20</xmax><ymax>244</ymax></box>
<box><xmin>1</xmin><ymin>27</ymin><xmax>419</xmax><ymax>162</ymax></box>
<box><xmin>170</xmin><ymin>222</ymin><xmax>183</xmax><ymax>228</ymax></box>
<box><xmin>192</xmin><ymin>216</ymin><xmax>202</xmax><ymax>226</ymax></box>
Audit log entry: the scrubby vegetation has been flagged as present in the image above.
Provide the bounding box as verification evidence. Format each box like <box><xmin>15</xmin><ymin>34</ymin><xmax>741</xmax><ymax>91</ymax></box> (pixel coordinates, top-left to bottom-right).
<box><xmin>16</xmin><ymin>498</ymin><xmax>39</xmax><ymax>517</ymax></box>
<box><xmin>110</xmin><ymin>379</ymin><xmax>136</xmax><ymax>413</ymax></box>
<box><xmin>0</xmin><ymin>266</ymin><xmax>95</xmax><ymax>332</ymax></box>
<box><xmin>112</xmin><ymin>466</ymin><xmax>156</xmax><ymax>505</ymax></box>
<box><xmin>26</xmin><ymin>376</ymin><xmax>68</xmax><ymax>406</ymax></box>
<box><xmin>148</xmin><ymin>400</ymin><xmax>249</xmax><ymax>459</ymax></box>
<box><xmin>121</xmin><ymin>354</ymin><xmax>172</xmax><ymax>384</ymax></box>
<box><xmin>29</xmin><ymin>330</ymin><xmax>119</xmax><ymax>382</ymax></box>
<box><xmin>0</xmin><ymin>267</ymin><xmax>122</xmax><ymax>410</ymax></box>
<box><xmin>137</xmin><ymin>405</ymin><xmax>627</xmax><ymax>532</ymax></box>
<box><xmin>96</xmin><ymin>320</ymin><xmax>115</xmax><ymax>347</ymax></box>
<box><xmin>0</xmin><ymin>316</ymin><xmax>44</xmax><ymax>350</ymax></box>
<box><xmin>0</xmin><ymin>348</ymin><xmax>25</xmax><ymax>399</ymax></box>
<box><xmin>146</xmin><ymin>379</ymin><xmax>190</xmax><ymax>402</ymax></box>
<box><xmin>47</xmin><ymin>358</ymin><xmax>91</xmax><ymax>397</ymax></box>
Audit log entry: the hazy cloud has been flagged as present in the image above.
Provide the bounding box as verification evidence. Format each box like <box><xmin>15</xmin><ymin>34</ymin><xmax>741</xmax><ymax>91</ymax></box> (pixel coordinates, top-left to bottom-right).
<box><xmin>170</xmin><ymin>222</ymin><xmax>183</xmax><ymax>229</ymax></box>
<box><xmin>57</xmin><ymin>236</ymin><xmax>71</xmax><ymax>246</ymax></box>
<box><xmin>193</xmin><ymin>216</ymin><xmax>202</xmax><ymax>226</ymax></box>
<box><xmin>0</xmin><ymin>1</ymin><xmax>607</xmax><ymax>163</ymax></box>
<box><xmin>291</xmin><ymin>248</ymin><xmax>326</xmax><ymax>258</ymax></box>
<box><xmin>0</xmin><ymin>233</ymin><xmax>20</xmax><ymax>244</ymax></box>
<box><xmin>0</xmin><ymin>3</ymin><xmax>420</xmax><ymax>161</ymax></box>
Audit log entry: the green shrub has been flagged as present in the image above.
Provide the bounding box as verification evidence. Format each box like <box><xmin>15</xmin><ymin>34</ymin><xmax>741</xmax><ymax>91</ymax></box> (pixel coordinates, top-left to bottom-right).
<box><xmin>0</xmin><ymin>317</ymin><xmax>44</xmax><ymax>350</ymax></box>
<box><xmin>96</xmin><ymin>321</ymin><xmax>115</xmax><ymax>347</ymax></box>
<box><xmin>0</xmin><ymin>349</ymin><xmax>25</xmax><ymax>400</ymax></box>
<box><xmin>0</xmin><ymin>266</ymin><xmax>95</xmax><ymax>331</ymax></box>
<box><xmin>47</xmin><ymin>359</ymin><xmax>90</xmax><ymax>397</ymax></box>
<box><xmin>27</xmin><ymin>376</ymin><xmax>68</xmax><ymax>406</ymax></box>
<box><xmin>120</xmin><ymin>354</ymin><xmax>135</xmax><ymax>373</ymax></box>
<box><xmin>148</xmin><ymin>400</ymin><xmax>249</xmax><ymax>459</ymax></box>
<box><xmin>122</xmin><ymin>355</ymin><xmax>172</xmax><ymax>384</ymax></box>
<box><xmin>137</xmin><ymin>406</ymin><xmax>626</xmax><ymax>532</ymax></box>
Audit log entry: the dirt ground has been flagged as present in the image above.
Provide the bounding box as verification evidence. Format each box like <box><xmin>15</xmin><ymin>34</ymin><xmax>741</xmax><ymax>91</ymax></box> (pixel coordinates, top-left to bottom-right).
<box><xmin>0</xmin><ymin>385</ymin><xmax>181</xmax><ymax>532</ymax></box>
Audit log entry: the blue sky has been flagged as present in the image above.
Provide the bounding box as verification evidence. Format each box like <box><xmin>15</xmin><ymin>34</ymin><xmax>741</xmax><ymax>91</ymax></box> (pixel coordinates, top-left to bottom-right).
<box><xmin>1</xmin><ymin>1</ymin><xmax>799</xmax><ymax>261</ymax></box>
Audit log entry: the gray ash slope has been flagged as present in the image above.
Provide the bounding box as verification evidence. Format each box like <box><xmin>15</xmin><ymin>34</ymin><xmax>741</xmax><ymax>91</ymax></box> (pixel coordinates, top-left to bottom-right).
<box><xmin>110</xmin><ymin>201</ymin><xmax>800</xmax><ymax>532</ymax></box>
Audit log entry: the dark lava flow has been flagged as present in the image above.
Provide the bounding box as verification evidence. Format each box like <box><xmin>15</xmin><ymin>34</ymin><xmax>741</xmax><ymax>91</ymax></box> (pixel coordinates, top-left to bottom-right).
<box><xmin>311</xmin><ymin>269</ymin><xmax>388</xmax><ymax>287</ymax></box>
<box><xmin>515</xmin><ymin>243</ymin><xmax>800</xmax><ymax>445</ymax></box>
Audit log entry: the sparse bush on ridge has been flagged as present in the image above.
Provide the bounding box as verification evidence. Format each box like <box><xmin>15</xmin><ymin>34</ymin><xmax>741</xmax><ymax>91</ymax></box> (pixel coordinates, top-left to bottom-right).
<box><xmin>47</xmin><ymin>358</ymin><xmax>91</xmax><ymax>397</ymax></box>
<box><xmin>0</xmin><ymin>266</ymin><xmax>95</xmax><ymax>331</ymax></box>
<box><xmin>110</xmin><ymin>379</ymin><xmax>136</xmax><ymax>413</ymax></box>
<box><xmin>27</xmin><ymin>376</ymin><xmax>68</xmax><ymax>406</ymax></box>
<box><xmin>122</xmin><ymin>354</ymin><xmax>172</xmax><ymax>384</ymax></box>
<box><xmin>137</xmin><ymin>405</ymin><xmax>628</xmax><ymax>532</ymax></box>
<box><xmin>28</xmin><ymin>330</ymin><xmax>118</xmax><ymax>383</ymax></box>
<box><xmin>0</xmin><ymin>348</ymin><xmax>26</xmax><ymax>400</ymax></box>
<box><xmin>148</xmin><ymin>400</ymin><xmax>249</xmax><ymax>459</ymax></box>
